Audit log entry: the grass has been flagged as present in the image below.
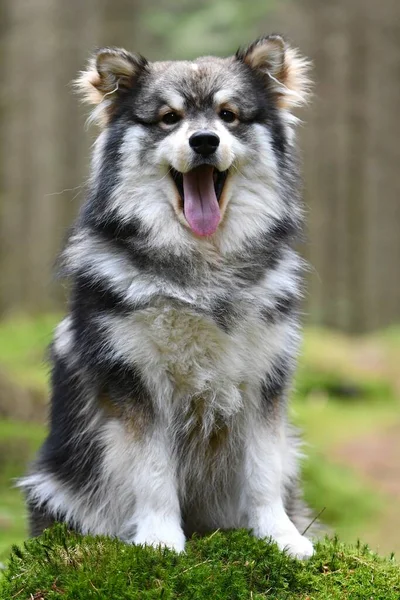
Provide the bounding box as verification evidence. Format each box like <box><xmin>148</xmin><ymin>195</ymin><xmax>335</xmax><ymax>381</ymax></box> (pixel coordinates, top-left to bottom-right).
<box><xmin>1</xmin><ymin>525</ymin><xmax>399</xmax><ymax>599</ymax></box>
<box><xmin>299</xmin><ymin>326</ymin><xmax>400</xmax><ymax>401</ymax></box>
<box><xmin>302</xmin><ymin>453</ymin><xmax>382</xmax><ymax>540</ymax></box>
<box><xmin>0</xmin><ymin>313</ymin><xmax>57</xmax><ymax>391</ymax></box>
<box><xmin>292</xmin><ymin>396</ymin><xmax>398</xmax><ymax>452</ymax></box>
<box><xmin>0</xmin><ymin>420</ymin><xmax>45</xmax><ymax>562</ymax></box>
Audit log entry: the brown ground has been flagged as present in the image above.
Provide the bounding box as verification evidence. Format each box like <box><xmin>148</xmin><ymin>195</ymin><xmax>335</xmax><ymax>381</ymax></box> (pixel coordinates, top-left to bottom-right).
<box><xmin>334</xmin><ymin>423</ymin><xmax>400</xmax><ymax>498</ymax></box>
<box><xmin>333</xmin><ymin>422</ymin><xmax>400</xmax><ymax>553</ymax></box>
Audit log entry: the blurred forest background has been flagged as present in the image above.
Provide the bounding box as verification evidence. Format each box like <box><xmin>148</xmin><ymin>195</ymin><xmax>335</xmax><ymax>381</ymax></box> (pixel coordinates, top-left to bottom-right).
<box><xmin>0</xmin><ymin>0</ymin><xmax>399</xmax><ymax>565</ymax></box>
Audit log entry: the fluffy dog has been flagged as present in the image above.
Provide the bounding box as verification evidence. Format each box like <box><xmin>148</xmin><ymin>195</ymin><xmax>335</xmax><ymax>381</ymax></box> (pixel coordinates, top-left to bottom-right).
<box><xmin>20</xmin><ymin>35</ymin><xmax>314</xmax><ymax>559</ymax></box>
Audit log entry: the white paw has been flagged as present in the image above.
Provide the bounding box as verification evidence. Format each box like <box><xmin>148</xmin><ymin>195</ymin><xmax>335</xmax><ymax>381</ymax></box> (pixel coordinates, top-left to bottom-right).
<box><xmin>274</xmin><ymin>533</ymin><xmax>314</xmax><ymax>560</ymax></box>
<box><xmin>133</xmin><ymin>520</ymin><xmax>186</xmax><ymax>553</ymax></box>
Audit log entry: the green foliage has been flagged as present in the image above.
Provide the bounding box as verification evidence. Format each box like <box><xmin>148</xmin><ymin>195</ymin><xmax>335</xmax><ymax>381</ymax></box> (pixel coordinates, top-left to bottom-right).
<box><xmin>297</xmin><ymin>326</ymin><xmax>399</xmax><ymax>405</ymax></box>
<box><xmin>1</xmin><ymin>525</ymin><xmax>399</xmax><ymax>599</ymax></box>
<box><xmin>295</xmin><ymin>366</ymin><xmax>393</xmax><ymax>402</ymax></box>
<box><xmin>142</xmin><ymin>0</ymin><xmax>277</xmax><ymax>60</ymax></box>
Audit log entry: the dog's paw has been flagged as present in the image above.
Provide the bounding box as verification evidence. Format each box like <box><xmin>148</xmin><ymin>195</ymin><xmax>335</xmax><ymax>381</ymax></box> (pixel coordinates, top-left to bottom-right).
<box><xmin>133</xmin><ymin>521</ymin><xmax>186</xmax><ymax>553</ymax></box>
<box><xmin>274</xmin><ymin>533</ymin><xmax>314</xmax><ymax>560</ymax></box>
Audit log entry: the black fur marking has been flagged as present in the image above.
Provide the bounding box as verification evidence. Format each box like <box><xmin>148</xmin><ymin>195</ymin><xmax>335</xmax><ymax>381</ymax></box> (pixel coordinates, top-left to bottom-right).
<box><xmin>89</xmin><ymin>215</ymin><xmax>142</xmax><ymax>242</ymax></box>
<box><xmin>261</xmin><ymin>357</ymin><xmax>290</xmax><ymax>409</ymax></box>
<box><xmin>27</xmin><ymin>502</ymin><xmax>57</xmax><ymax>537</ymax></box>
<box><xmin>73</xmin><ymin>274</ymin><xmax>131</xmax><ymax>315</ymax></box>
<box><xmin>80</xmin><ymin>208</ymin><xmax>200</xmax><ymax>288</ymax></box>
<box><xmin>181</xmin><ymin>90</ymin><xmax>216</xmax><ymax>112</ymax></box>
<box><xmin>96</xmin><ymin>123</ymin><xmax>125</xmax><ymax>197</ymax></box>
<box><xmin>211</xmin><ymin>297</ymin><xmax>238</xmax><ymax>332</ymax></box>
<box><xmin>124</xmin><ymin>244</ymin><xmax>199</xmax><ymax>287</ymax></box>
<box><xmin>70</xmin><ymin>287</ymin><xmax>153</xmax><ymax>410</ymax></box>
<box><xmin>268</xmin><ymin>216</ymin><xmax>299</xmax><ymax>245</ymax></box>
<box><xmin>267</xmin><ymin>110</ymin><xmax>287</xmax><ymax>160</ymax></box>
<box><xmin>101</xmin><ymin>361</ymin><xmax>154</xmax><ymax>416</ymax></box>
<box><xmin>84</xmin><ymin>212</ymin><xmax>297</xmax><ymax>290</ymax></box>
<box><xmin>93</xmin><ymin>225</ymin><xmax>200</xmax><ymax>287</ymax></box>
<box><xmin>71</xmin><ymin>308</ymin><xmax>114</xmax><ymax>374</ymax></box>
<box><xmin>260</xmin><ymin>294</ymin><xmax>298</xmax><ymax>323</ymax></box>
<box><xmin>36</xmin><ymin>353</ymin><xmax>154</xmax><ymax>503</ymax></box>
<box><xmin>81</xmin><ymin>120</ymin><xmax>126</xmax><ymax>220</ymax></box>
<box><xmin>230</xmin><ymin>217</ymin><xmax>298</xmax><ymax>285</ymax></box>
<box><xmin>39</xmin><ymin>356</ymin><xmax>105</xmax><ymax>494</ymax></box>
<box><xmin>232</xmin><ymin>260</ymin><xmax>275</xmax><ymax>286</ymax></box>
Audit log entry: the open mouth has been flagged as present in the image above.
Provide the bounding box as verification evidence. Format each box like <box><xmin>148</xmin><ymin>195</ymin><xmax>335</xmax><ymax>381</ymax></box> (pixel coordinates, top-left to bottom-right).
<box><xmin>170</xmin><ymin>165</ymin><xmax>228</xmax><ymax>237</ymax></box>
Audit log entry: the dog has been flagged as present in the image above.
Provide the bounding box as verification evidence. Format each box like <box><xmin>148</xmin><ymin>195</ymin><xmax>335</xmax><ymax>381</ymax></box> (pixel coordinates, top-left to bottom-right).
<box><xmin>20</xmin><ymin>35</ymin><xmax>314</xmax><ymax>559</ymax></box>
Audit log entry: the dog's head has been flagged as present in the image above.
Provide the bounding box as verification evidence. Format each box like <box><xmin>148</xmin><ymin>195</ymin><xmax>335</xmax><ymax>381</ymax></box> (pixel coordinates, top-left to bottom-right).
<box><xmin>77</xmin><ymin>36</ymin><xmax>310</xmax><ymax>244</ymax></box>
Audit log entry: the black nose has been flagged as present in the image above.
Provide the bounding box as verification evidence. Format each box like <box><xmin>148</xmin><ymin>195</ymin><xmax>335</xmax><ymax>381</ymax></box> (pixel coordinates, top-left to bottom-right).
<box><xmin>189</xmin><ymin>131</ymin><xmax>220</xmax><ymax>156</ymax></box>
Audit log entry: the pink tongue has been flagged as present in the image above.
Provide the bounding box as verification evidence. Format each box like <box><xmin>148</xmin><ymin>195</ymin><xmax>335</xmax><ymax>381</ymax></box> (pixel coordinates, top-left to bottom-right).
<box><xmin>183</xmin><ymin>165</ymin><xmax>221</xmax><ymax>237</ymax></box>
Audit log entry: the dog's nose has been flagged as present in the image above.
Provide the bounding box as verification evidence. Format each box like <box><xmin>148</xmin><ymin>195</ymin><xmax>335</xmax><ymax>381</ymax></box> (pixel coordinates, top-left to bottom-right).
<box><xmin>189</xmin><ymin>131</ymin><xmax>220</xmax><ymax>156</ymax></box>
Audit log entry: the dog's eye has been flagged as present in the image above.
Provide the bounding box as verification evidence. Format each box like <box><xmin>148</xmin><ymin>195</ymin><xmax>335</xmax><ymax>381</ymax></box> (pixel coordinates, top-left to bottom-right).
<box><xmin>219</xmin><ymin>109</ymin><xmax>237</xmax><ymax>124</ymax></box>
<box><xmin>162</xmin><ymin>112</ymin><xmax>182</xmax><ymax>125</ymax></box>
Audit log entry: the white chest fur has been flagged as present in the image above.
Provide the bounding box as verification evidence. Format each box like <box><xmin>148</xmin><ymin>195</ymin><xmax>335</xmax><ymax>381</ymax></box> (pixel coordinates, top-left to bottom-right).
<box><xmin>103</xmin><ymin>301</ymin><xmax>297</xmax><ymax>404</ymax></box>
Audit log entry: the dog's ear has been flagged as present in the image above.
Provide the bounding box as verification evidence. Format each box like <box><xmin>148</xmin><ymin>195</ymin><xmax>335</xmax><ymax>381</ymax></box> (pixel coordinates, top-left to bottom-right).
<box><xmin>236</xmin><ymin>35</ymin><xmax>311</xmax><ymax>110</ymax></box>
<box><xmin>75</xmin><ymin>47</ymin><xmax>148</xmax><ymax>126</ymax></box>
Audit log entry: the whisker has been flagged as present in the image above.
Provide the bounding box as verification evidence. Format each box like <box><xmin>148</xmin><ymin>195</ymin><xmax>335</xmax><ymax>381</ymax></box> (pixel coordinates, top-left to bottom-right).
<box><xmin>230</xmin><ymin>163</ymin><xmax>246</xmax><ymax>179</ymax></box>
<box><xmin>152</xmin><ymin>168</ymin><xmax>173</xmax><ymax>183</ymax></box>
<box><xmin>45</xmin><ymin>185</ymin><xmax>84</xmax><ymax>197</ymax></box>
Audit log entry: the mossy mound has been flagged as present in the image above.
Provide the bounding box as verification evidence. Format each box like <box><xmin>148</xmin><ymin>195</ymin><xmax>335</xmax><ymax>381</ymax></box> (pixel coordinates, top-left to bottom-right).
<box><xmin>1</xmin><ymin>525</ymin><xmax>399</xmax><ymax>599</ymax></box>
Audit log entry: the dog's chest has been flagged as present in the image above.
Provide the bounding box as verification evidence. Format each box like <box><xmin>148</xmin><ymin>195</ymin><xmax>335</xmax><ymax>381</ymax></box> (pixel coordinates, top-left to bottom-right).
<box><xmin>135</xmin><ymin>302</ymin><xmax>281</xmax><ymax>394</ymax></box>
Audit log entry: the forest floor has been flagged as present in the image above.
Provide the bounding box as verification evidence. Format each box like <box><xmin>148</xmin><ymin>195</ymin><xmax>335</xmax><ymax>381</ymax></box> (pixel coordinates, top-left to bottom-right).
<box><xmin>333</xmin><ymin>422</ymin><xmax>400</xmax><ymax>554</ymax></box>
<box><xmin>335</xmin><ymin>423</ymin><xmax>400</xmax><ymax>498</ymax></box>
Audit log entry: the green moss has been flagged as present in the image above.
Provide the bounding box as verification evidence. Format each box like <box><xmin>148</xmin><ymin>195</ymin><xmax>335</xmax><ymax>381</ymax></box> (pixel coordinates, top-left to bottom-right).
<box><xmin>1</xmin><ymin>526</ymin><xmax>399</xmax><ymax>599</ymax></box>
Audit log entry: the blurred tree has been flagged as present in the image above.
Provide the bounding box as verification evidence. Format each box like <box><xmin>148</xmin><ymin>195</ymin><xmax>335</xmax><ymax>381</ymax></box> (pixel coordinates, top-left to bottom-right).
<box><xmin>271</xmin><ymin>0</ymin><xmax>400</xmax><ymax>332</ymax></box>
<box><xmin>141</xmin><ymin>0</ymin><xmax>275</xmax><ymax>59</ymax></box>
<box><xmin>0</xmin><ymin>0</ymin><xmax>142</xmax><ymax>313</ymax></box>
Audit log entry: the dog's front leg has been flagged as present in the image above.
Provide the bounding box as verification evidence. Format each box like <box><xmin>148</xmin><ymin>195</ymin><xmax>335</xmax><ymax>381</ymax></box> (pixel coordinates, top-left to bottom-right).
<box><xmin>241</xmin><ymin>414</ymin><xmax>314</xmax><ymax>560</ymax></box>
<box><xmin>118</xmin><ymin>427</ymin><xmax>185</xmax><ymax>553</ymax></box>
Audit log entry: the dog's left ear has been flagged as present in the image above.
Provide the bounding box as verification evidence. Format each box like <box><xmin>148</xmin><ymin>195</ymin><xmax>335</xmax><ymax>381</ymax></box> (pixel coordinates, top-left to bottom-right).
<box><xmin>236</xmin><ymin>35</ymin><xmax>311</xmax><ymax>110</ymax></box>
